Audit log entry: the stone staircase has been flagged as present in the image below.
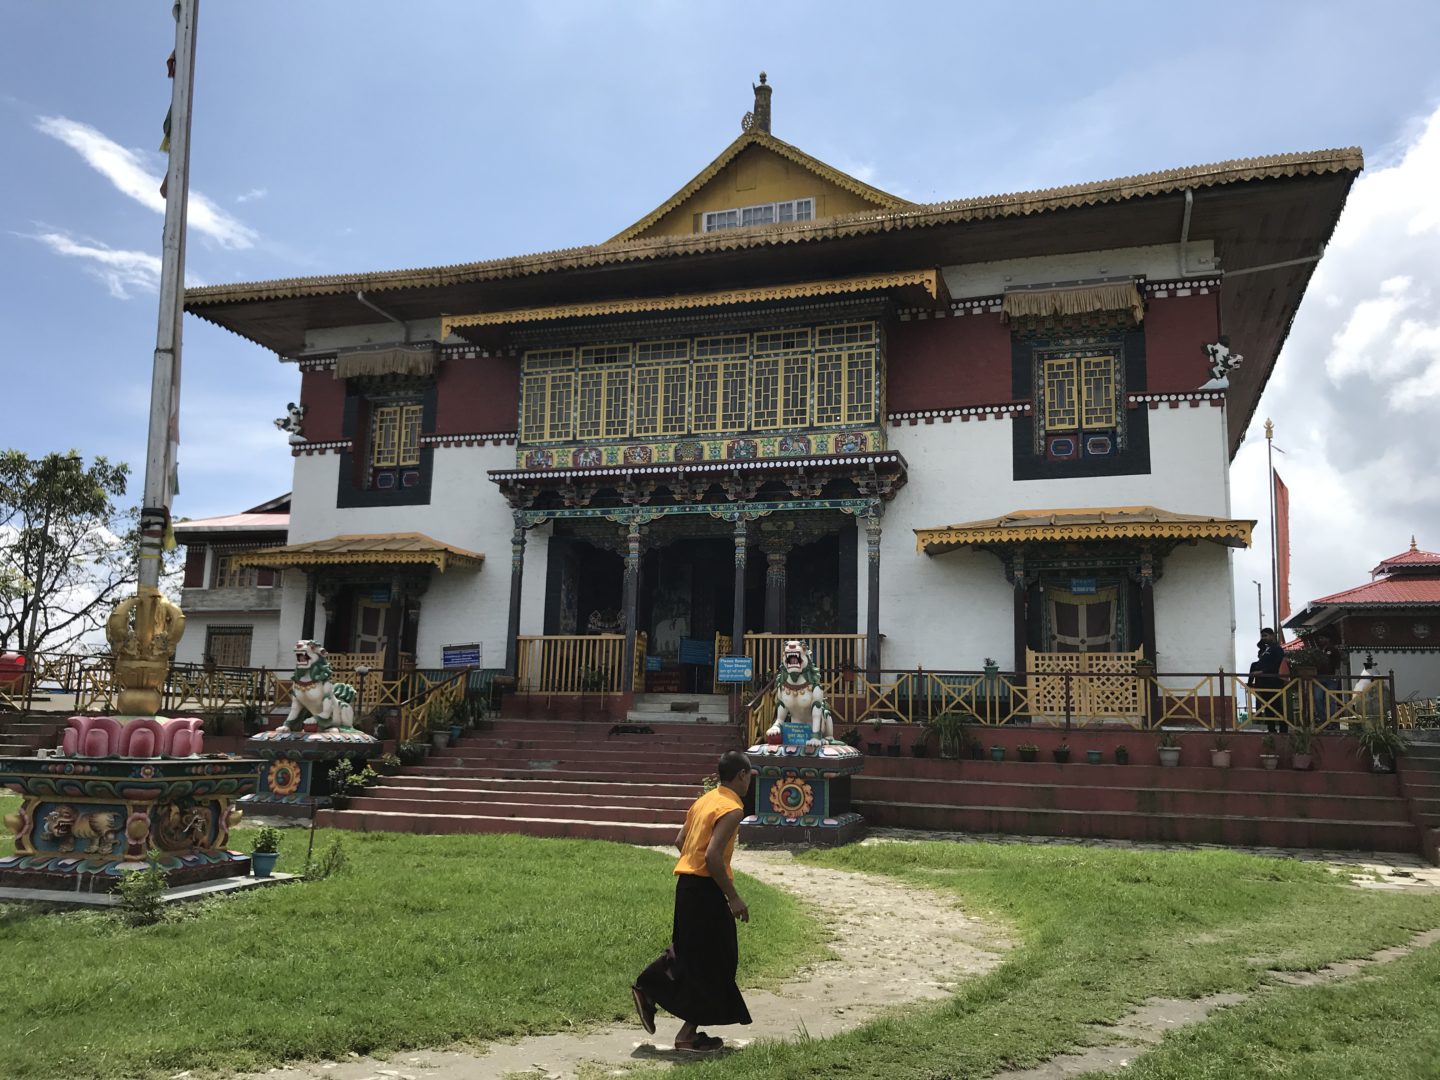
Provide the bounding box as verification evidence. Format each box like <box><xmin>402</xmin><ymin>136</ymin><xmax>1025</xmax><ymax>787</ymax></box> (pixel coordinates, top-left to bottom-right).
<box><xmin>626</xmin><ymin>692</ymin><xmax>733</xmax><ymax>726</ymax></box>
<box><xmin>317</xmin><ymin>718</ymin><xmax>743</xmax><ymax>844</ymax></box>
<box><xmin>1399</xmin><ymin>737</ymin><xmax>1440</xmax><ymax>861</ymax></box>
<box><xmin>0</xmin><ymin>713</ymin><xmax>70</xmax><ymax>758</ymax></box>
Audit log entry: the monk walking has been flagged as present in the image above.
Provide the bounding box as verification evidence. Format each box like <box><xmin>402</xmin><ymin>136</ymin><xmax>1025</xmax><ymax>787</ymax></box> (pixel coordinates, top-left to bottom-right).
<box><xmin>632</xmin><ymin>750</ymin><xmax>754</xmax><ymax>1053</ymax></box>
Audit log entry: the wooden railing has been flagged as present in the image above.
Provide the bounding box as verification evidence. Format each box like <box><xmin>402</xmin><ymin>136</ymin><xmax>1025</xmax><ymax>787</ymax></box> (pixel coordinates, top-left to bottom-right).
<box><xmin>1026</xmin><ymin>648</ymin><xmax>1146</xmax><ymax>722</ymax></box>
<box><xmin>515</xmin><ymin>634</ymin><xmax>628</xmax><ymax>694</ymax></box>
<box><xmin>396</xmin><ymin>667</ymin><xmax>472</xmax><ymax>744</ymax></box>
<box><xmin>743</xmin><ymin>666</ymin><xmax>1400</xmax><ymax>744</ymax></box>
<box><xmin>632</xmin><ymin>631</ymin><xmax>648</xmax><ymax>694</ymax></box>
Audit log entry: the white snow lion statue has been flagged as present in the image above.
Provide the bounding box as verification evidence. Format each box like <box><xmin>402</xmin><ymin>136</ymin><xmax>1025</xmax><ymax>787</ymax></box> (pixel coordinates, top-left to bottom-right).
<box><xmin>280</xmin><ymin>640</ymin><xmax>359</xmax><ymax>731</ymax></box>
<box><xmin>764</xmin><ymin>639</ymin><xmax>835</xmax><ymax>747</ymax></box>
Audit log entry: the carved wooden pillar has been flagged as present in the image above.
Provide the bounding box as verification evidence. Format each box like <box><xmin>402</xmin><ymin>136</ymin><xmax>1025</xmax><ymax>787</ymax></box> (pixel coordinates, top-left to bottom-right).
<box><xmin>1137</xmin><ymin>546</ymin><xmax>1158</xmax><ymax>665</ymax></box>
<box><xmin>864</xmin><ymin>507</ymin><xmax>882</xmax><ymax>681</ymax></box>
<box><xmin>1010</xmin><ymin>550</ymin><xmax>1029</xmax><ymax>672</ymax></box>
<box><xmin>762</xmin><ymin>538</ymin><xmax>791</xmax><ymax>633</ymax></box>
<box><xmin>622</xmin><ymin>520</ymin><xmax>643</xmax><ymax>692</ymax></box>
<box><xmin>300</xmin><ymin>570</ymin><xmax>318</xmax><ymax>640</ymax></box>
<box><xmin>731</xmin><ymin>516</ymin><xmax>748</xmax><ymax>654</ymax></box>
<box><xmin>505</xmin><ymin>516</ymin><xmax>526</xmax><ymax>676</ymax></box>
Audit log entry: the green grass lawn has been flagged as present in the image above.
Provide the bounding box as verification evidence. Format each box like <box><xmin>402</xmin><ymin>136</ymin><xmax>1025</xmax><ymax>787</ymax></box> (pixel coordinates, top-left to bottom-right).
<box><xmin>660</xmin><ymin>842</ymin><xmax>1440</xmax><ymax>1080</ymax></box>
<box><xmin>0</xmin><ymin>820</ymin><xmax>826</xmax><ymax>1080</ymax></box>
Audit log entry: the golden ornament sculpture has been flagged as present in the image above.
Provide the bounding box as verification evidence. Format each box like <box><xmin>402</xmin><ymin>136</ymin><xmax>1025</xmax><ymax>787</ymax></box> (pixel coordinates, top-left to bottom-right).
<box><xmin>105</xmin><ymin>586</ymin><xmax>186</xmax><ymax>716</ymax></box>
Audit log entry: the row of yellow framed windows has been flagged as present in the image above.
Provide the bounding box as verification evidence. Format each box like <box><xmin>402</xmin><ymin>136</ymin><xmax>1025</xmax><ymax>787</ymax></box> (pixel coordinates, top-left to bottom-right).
<box><xmin>370</xmin><ymin>403</ymin><xmax>423</xmax><ymax>467</ymax></box>
<box><xmin>519</xmin><ymin>324</ymin><xmax>878</xmax><ymax>443</ymax></box>
<box><xmin>1041</xmin><ymin>353</ymin><xmax>1117</xmax><ymax>433</ymax></box>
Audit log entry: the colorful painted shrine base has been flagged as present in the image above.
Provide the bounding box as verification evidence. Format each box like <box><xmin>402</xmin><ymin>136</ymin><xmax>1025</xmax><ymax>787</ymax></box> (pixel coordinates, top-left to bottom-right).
<box><xmin>241</xmin><ymin>728</ymin><xmax>380</xmax><ymax>815</ymax></box>
<box><xmin>741</xmin><ymin>737</ymin><xmax>866</xmax><ymax>847</ymax></box>
<box><xmin>0</xmin><ymin>753</ymin><xmax>261</xmax><ymax>893</ymax></box>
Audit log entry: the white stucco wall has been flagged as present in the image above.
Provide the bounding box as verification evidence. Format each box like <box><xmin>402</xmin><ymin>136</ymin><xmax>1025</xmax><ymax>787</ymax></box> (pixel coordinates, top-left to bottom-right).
<box><xmin>174</xmin><ymin>612</ymin><xmax>282</xmax><ymax>669</ymax></box>
<box><xmin>285</xmin><ymin>443</ymin><xmax>521</xmax><ymax>668</ymax></box>
<box><xmin>1351</xmin><ymin>650</ymin><xmax>1440</xmax><ymax>701</ymax></box>
<box><xmin>877</xmin><ymin>404</ymin><xmax>1235</xmax><ymax>671</ymax></box>
<box><xmin>941</xmin><ymin>242</ymin><xmax>1217</xmax><ymax>302</ymax></box>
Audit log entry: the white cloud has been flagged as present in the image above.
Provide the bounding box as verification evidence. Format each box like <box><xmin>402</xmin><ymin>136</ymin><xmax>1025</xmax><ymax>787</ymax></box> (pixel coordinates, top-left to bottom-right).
<box><xmin>28</xmin><ymin>232</ymin><xmax>161</xmax><ymax>298</ymax></box>
<box><xmin>1231</xmin><ymin>103</ymin><xmax>1440</xmax><ymax>676</ymax></box>
<box><xmin>236</xmin><ymin>187</ymin><xmax>268</xmax><ymax>204</ymax></box>
<box><xmin>34</xmin><ymin>115</ymin><xmax>258</xmax><ymax>250</ymax></box>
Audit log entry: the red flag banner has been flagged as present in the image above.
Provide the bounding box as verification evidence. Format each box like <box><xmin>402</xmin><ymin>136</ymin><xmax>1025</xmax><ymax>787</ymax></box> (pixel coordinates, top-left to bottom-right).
<box><xmin>1274</xmin><ymin>470</ymin><xmax>1291</xmax><ymax>623</ymax></box>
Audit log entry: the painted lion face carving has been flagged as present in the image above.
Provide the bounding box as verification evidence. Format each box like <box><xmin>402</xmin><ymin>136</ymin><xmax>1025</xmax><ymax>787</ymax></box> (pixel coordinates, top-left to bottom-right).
<box><xmin>782</xmin><ymin>640</ymin><xmax>812</xmax><ymax>679</ymax></box>
<box><xmin>293</xmin><ymin>640</ymin><xmax>333</xmax><ymax>681</ymax></box>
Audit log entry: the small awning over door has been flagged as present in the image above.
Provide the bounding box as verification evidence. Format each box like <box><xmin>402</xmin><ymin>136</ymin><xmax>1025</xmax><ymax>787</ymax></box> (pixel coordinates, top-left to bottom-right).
<box><xmin>914</xmin><ymin>506</ymin><xmax>1254</xmax><ymax>555</ymax></box>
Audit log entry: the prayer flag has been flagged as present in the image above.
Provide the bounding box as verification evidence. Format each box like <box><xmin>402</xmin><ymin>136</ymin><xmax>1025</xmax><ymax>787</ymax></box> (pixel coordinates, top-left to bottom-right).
<box><xmin>1274</xmin><ymin>470</ymin><xmax>1291</xmax><ymax>623</ymax></box>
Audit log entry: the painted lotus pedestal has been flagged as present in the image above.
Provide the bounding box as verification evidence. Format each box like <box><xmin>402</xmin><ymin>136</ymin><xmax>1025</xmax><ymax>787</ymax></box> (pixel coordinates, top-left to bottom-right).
<box><xmin>742</xmin><ymin>722</ymin><xmax>865</xmax><ymax>846</ymax></box>
<box><xmin>241</xmin><ymin>728</ymin><xmax>379</xmax><ymax>816</ymax></box>
<box><xmin>0</xmin><ymin>715</ymin><xmax>260</xmax><ymax>893</ymax></box>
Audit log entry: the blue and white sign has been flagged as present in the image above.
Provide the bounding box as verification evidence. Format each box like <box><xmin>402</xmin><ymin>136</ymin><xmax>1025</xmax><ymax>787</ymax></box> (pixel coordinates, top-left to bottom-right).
<box><xmin>781</xmin><ymin>721</ymin><xmax>811</xmax><ymax>746</ymax></box>
<box><xmin>645</xmin><ymin>655</ymin><xmax>663</xmax><ymax>673</ymax></box>
<box><xmin>678</xmin><ymin>637</ymin><xmax>714</xmax><ymax>665</ymax></box>
<box><xmin>1070</xmin><ymin>577</ymin><xmax>1097</xmax><ymax>595</ymax></box>
<box><xmin>717</xmin><ymin>655</ymin><xmax>753</xmax><ymax>683</ymax></box>
<box><xmin>442</xmin><ymin>643</ymin><xmax>481</xmax><ymax>668</ymax></box>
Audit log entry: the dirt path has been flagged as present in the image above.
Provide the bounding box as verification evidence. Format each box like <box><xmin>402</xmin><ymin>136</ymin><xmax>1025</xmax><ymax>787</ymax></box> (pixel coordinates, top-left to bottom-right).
<box><xmin>240</xmin><ymin>848</ymin><xmax>1013</xmax><ymax>1080</ymax></box>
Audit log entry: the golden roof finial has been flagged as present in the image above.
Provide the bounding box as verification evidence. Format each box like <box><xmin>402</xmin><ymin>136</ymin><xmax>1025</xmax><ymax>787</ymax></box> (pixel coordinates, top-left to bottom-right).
<box><xmin>1264</xmin><ymin>418</ymin><xmax>1273</xmax><ymax>440</ymax></box>
<box><xmin>1411</xmin><ymin>535</ymin><xmax>1418</xmax><ymax>551</ymax></box>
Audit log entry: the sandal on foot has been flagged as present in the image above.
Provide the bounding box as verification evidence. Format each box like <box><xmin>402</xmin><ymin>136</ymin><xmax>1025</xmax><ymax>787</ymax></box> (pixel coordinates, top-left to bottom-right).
<box><xmin>675</xmin><ymin>1033</ymin><xmax>723</xmax><ymax>1054</ymax></box>
<box><xmin>630</xmin><ymin>985</ymin><xmax>656</xmax><ymax>1035</ymax></box>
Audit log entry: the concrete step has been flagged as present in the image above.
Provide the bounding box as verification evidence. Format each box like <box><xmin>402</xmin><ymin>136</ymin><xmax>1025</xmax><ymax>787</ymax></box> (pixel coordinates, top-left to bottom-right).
<box><xmin>482</xmin><ymin>719</ymin><xmax>732</xmax><ymax>737</ymax></box>
<box><xmin>632</xmin><ymin>694</ymin><xmax>729</xmax><ymax>707</ymax></box>
<box><xmin>854</xmin><ymin>799</ymin><xmax>1421</xmax><ymax>853</ymax></box>
<box><xmin>380</xmin><ymin>777</ymin><xmax>699</xmax><ymax>806</ymax></box>
<box><xmin>364</xmin><ymin>783</ymin><xmax>696</xmax><ymax>811</ymax></box>
<box><xmin>407</xmin><ymin>764</ymin><xmax>714</xmax><ymax>785</ymax></box>
<box><xmin>852</xmin><ymin>775</ymin><xmax>1411</xmax><ymax>822</ymax></box>
<box><xmin>0</xmin><ymin>743</ymin><xmax>34</xmax><ymax>757</ymax></box>
<box><xmin>316</xmin><ymin>807</ymin><xmax>676</xmax><ymax>845</ymax></box>
<box><xmin>347</xmin><ymin>794</ymin><xmax>685</xmax><ymax>824</ymax></box>
<box><xmin>431</xmin><ymin>748</ymin><xmax>729</xmax><ymax>770</ymax></box>
<box><xmin>860</xmin><ymin>756</ymin><xmax>1405</xmax><ymax>797</ymax></box>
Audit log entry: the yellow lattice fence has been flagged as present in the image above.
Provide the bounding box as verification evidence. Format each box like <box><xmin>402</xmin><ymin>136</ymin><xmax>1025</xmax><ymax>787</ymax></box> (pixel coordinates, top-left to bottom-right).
<box><xmin>515</xmin><ymin>635</ymin><xmax>628</xmax><ymax>694</ymax></box>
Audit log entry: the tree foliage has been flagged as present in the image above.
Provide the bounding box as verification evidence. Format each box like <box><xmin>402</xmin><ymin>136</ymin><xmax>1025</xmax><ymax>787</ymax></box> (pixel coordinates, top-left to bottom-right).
<box><xmin>0</xmin><ymin>450</ymin><xmax>134</xmax><ymax>655</ymax></box>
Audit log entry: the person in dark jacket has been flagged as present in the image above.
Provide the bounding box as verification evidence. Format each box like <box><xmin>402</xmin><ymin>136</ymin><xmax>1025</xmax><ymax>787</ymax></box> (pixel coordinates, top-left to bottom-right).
<box><xmin>1248</xmin><ymin>627</ymin><xmax>1286</xmax><ymax>732</ymax></box>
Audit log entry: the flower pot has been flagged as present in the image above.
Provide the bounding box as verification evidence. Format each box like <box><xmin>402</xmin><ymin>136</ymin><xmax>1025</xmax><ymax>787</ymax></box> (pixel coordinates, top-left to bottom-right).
<box><xmin>1291</xmin><ymin>752</ymin><xmax>1313</xmax><ymax>771</ymax></box>
<box><xmin>431</xmin><ymin>731</ymin><xmax>450</xmax><ymax>751</ymax></box>
<box><xmin>1158</xmin><ymin>747</ymin><xmax>1182</xmax><ymax>767</ymax></box>
<box><xmin>867</xmin><ymin>741</ymin><xmax>883</xmax><ymax>756</ymax></box>
<box><xmin>887</xmin><ymin>743</ymin><xmax>901</xmax><ymax>757</ymax></box>
<box><xmin>329</xmin><ymin>794</ymin><xmax>350</xmax><ymax>810</ymax></box>
<box><xmin>449</xmin><ymin>724</ymin><xmax>463</xmax><ymax>743</ymax></box>
<box><xmin>1260</xmin><ymin>753</ymin><xmax>1279</xmax><ymax>771</ymax></box>
<box><xmin>251</xmin><ymin>851</ymin><xmax>280</xmax><ymax>878</ymax></box>
<box><xmin>1052</xmin><ymin>748</ymin><xmax>1071</xmax><ymax>764</ymax></box>
<box><xmin>1115</xmin><ymin>748</ymin><xmax>1130</xmax><ymax>765</ymax></box>
<box><xmin>1086</xmin><ymin>749</ymin><xmax>1103</xmax><ymax>764</ymax></box>
<box><xmin>1210</xmin><ymin>749</ymin><xmax>1232</xmax><ymax>768</ymax></box>
<box><xmin>1018</xmin><ymin>747</ymin><xmax>1038</xmax><ymax>762</ymax></box>
<box><xmin>990</xmin><ymin>746</ymin><xmax>1005</xmax><ymax>761</ymax></box>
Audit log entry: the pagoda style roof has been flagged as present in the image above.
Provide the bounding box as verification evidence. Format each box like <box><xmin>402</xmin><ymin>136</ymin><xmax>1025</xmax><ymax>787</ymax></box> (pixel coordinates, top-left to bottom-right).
<box><xmin>915</xmin><ymin>506</ymin><xmax>1254</xmax><ymax>554</ymax></box>
<box><xmin>1310</xmin><ymin>577</ymin><xmax>1440</xmax><ymax>607</ymax></box>
<box><xmin>1371</xmin><ymin>538</ymin><xmax>1440</xmax><ymax>576</ymax></box>
<box><xmin>231</xmin><ymin>532</ymin><xmax>484</xmax><ymax>572</ymax></box>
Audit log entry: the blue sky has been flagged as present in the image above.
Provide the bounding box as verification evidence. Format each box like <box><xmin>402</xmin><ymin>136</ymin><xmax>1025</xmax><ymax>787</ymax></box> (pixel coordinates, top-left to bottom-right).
<box><xmin>3</xmin><ymin>2</ymin><xmax>1439</xmax><ymax>667</ymax></box>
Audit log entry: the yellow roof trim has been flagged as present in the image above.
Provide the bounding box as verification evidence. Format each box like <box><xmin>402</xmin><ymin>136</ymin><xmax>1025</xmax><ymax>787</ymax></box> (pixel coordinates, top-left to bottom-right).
<box><xmin>184</xmin><ymin>148</ymin><xmax>1362</xmax><ymax>310</ymax></box>
<box><xmin>607</xmin><ymin>130</ymin><xmax>911</xmax><ymax>244</ymax></box>
<box><xmin>915</xmin><ymin>507</ymin><xmax>1255</xmax><ymax>555</ymax></box>
<box><xmin>441</xmin><ymin>269</ymin><xmax>944</xmax><ymax>336</ymax></box>
<box><xmin>232</xmin><ymin>532</ymin><xmax>484</xmax><ymax>572</ymax></box>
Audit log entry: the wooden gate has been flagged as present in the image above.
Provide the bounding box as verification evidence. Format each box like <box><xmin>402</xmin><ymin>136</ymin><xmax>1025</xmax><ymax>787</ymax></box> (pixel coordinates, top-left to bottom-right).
<box><xmin>1026</xmin><ymin>648</ymin><xmax>1145</xmax><ymax>724</ymax></box>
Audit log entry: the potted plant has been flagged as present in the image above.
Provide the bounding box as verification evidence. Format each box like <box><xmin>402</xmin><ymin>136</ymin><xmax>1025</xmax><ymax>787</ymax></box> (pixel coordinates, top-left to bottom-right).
<box><xmin>1287</xmin><ymin>639</ymin><xmax>1326</xmax><ymax>679</ymax></box>
<box><xmin>1157</xmin><ymin>732</ymin><xmax>1181</xmax><ymax>767</ymax></box>
<box><xmin>1114</xmin><ymin>744</ymin><xmax>1130</xmax><ymax>765</ymax></box>
<box><xmin>1211</xmin><ymin>734</ymin><xmax>1232</xmax><ymax>768</ymax></box>
<box><xmin>990</xmin><ymin>744</ymin><xmax>1006</xmax><ymax>762</ymax></box>
<box><xmin>251</xmin><ymin>826</ymin><xmax>281</xmax><ymax>879</ymax></box>
<box><xmin>930</xmin><ymin>713</ymin><xmax>963</xmax><ymax>760</ymax></box>
<box><xmin>1259</xmin><ymin>733</ymin><xmax>1280</xmax><ymax>770</ymax></box>
<box><xmin>374</xmin><ymin>752</ymin><xmax>401</xmax><ymax>776</ymax></box>
<box><xmin>1086</xmin><ymin>748</ymin><xmax>1103</xmax><ymax>764</ymax></box>
<box><xmin>1052</xmin><ymin>743</ymin><xmax>1071</xmax><ymax>764</ymax></box>
<box><xmin>1017</xmin><ymin>742</ymin><xmax>1039</xmax><ymax>762</ymax></box>
<box><xmin>1354</xmin><ymin>718</ymin><xmax>1407</xmax><ymax>772</ymax></box>
<box><xmin>911</xmin><ymin>730</ymin><xmax>929</xmax><ymax>757</ymax></box>
<box><xmin>839</xmin><ymin>727</ymin><xmax>861</xmax><ymax>749</ymax></box>
<box><xmin>356</xmin><ymin>765</ymin><xmax>381</xmax><ymax>787</ymax></box>
<box><xmin>867</xmin><ymin>721</ymin><xmax>884</xmax><ymax>757</ymax></box>
<box><xmin>888</xmin><ymin>731</ymin><xmax>902</xmax><ymax>757</ymax></box>
<box><xmin>397</xmin><ymin>740</ymin><xmax>427</xmax><ymax>766</ymax></box>
<box><xmin>1287</xmin><ymin>725</ymin><xmax>1318</xmax><ymax>771</ymax></box>
<box><xmin>428</xmin><ymin>703</ymin><xmax>452</xmax><ymax>751</ymax></box>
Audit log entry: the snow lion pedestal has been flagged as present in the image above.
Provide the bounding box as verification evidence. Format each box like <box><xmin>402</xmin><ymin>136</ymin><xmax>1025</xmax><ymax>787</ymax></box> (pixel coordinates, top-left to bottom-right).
<box><xmin>0</xmin><ymin>715</ymin><xmax>260</xmax><ymax>893</ymax></box>
<box><xmin>241</xmin><ymin>728</ymin><xmax>379</xmax><ymax>816</ymax></box>
<box><xmin>741</xmin><ymin>722</ymin><xmax>865</xmax><ymax>847</ymax></box>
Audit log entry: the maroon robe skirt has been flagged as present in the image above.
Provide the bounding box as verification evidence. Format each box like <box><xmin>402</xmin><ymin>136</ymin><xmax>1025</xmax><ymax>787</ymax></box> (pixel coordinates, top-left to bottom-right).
<box><xmin>635</xmin><ymin>873</ymin><xmax>752</xmax><ymax>1026</ymax></box>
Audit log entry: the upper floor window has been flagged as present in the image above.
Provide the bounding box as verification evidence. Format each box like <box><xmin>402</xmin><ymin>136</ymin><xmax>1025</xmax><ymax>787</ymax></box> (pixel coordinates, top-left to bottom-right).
<box><xmin>1034</xmin><ymin>345</ymin><xmax>1122</xmax><ymax>461</ymax></box>
<box><xmin>370</xmin><ymin>402</ymin><xmax>422</xmax><ymax>469</ymax></box>
<box><xmin>703</xmin><ymin>198</ymin><xmax>814</xmax><ymax>232</ymax></box>
<box><xmin>518</xmin><ymin>321</ymin><xmax>878</xmax><ymax>445</ymax></box>
<box><xmin>213</xmin><ymin>553</ymin><xmax>260</xmax><ymax>590</ymax></box>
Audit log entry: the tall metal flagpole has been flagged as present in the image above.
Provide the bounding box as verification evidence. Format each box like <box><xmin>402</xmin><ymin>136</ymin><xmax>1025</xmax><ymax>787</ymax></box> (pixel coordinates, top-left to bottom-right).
<box><xmin>108</xmin><ymin>0</ymin><xmax>199</xmax><ymax>716</ymax></box>
<box><xmin>1265</xmin><ymin>418</ymin><xmax>1280</xmax><ymax>642</ymax></box>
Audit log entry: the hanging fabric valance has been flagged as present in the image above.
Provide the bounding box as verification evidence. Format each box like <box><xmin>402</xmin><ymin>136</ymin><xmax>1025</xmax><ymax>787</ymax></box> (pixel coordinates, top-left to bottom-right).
<box><xmin>333</xmin><ymin>343</ymin><xmax>438</xmax><ymax>380</ymax></box>
<box><xmin>1001</xmin><ymin>281</ymin><xmax>1144</xmax><ymax>325</ymax></box>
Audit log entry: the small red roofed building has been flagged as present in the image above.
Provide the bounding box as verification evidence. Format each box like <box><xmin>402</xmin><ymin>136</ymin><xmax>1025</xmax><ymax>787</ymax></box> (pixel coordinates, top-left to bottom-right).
<box><xmin>1286</xmin><ymin>538</ymin><xmax>1440</xmax><ymax>700</ymax></box>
